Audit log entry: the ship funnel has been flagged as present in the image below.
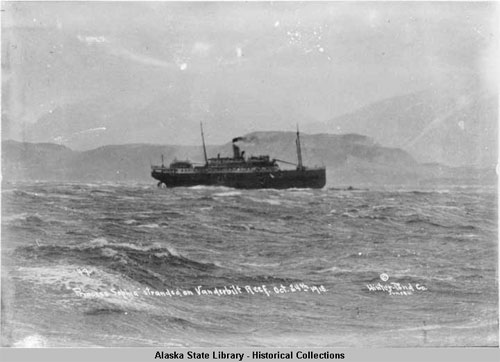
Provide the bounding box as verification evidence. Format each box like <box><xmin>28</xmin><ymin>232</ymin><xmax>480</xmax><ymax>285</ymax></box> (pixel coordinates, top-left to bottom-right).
<box><xmin>232</xmin><ymin>144</ymin><xmax>241</xmax><ymax>159</ymax></box>
<box><xmin>232</xmin><ymin>136</ymin><xmax>245</xmax><ymax>159</ymax></box>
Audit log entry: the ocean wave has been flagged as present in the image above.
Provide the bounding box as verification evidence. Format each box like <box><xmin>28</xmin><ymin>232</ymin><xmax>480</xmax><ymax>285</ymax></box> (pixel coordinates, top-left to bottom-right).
<box><xmin>2</xmin><ymin>213</ymin><xmax>53</xmax><ymax>226</ymax></box>
<box><xmin>238</xmin><ymin>262</ymin><xmax>281</xmax><ymax>269</ymax></box>
<box><xmin>15</xmin><ymin>237</ymin><xmax>301</xmax><ymax>293</ymax></box>
<box><xmin>390</xmin><ymin>319</ymin><xmax>498</xmax><ymax>333</ymax></box>
<box><xmin>405</xmin><ymin>217</ymin><xmax>448</xmax><ymax>228</ymax></box>
<box><xmin>198</xmin><ymin>206</ymin><xmax>214</xmax><ymax>211</ymax></box>
<box><xmin>187</xmin><ymin>185</ymin><xmax>232</xmax><ymax>191</ymax></box>
<box><xmin>14</xmin><ymin>264</ymin><xmax>163</xmax><ymax>315</ymax></box>
<box><xmin>1</xmin><ymin>212</ymin><xmax>30</xmax><ymax>223</ymax></box>
<box><xmin>245</xmin><ymin>196</ymin><xmax>282</xmax><ymax>205</ymax></box>
<box><xmin>137</xmin><ymin>223</ymin><xmax>160</xmax><ymax>228</ymax></box>
<box><xmin>405</xmin><ymin>216</ymin><xmax>477</xmax><ymax>230</ymax></box>
<box><xmin>83</xmin><ymin>307</ymin><xmax>128</xmax><ymax>316</ymax></box>
<box><xmin>86</xmin><ymin>238</ymin><xmax>181</xmax><ymax>255</ymax></box>
<box><xmin>12</xmin><ymin>190</ymin><xmax>45</xmax><ymax>198</ymax></box>
<box><xmin>16</xmin><ymin>239</ymin><xmax>229</xmax><ymax>289</ymax></box>
<box><xmin>314</xmin><ymin>266</ymin><xmax>354</xmax><ymax>274</ymax></box>
<box><xmin>213</xmin><ymin>191</ymin><xmax>242</xmax><ymax>197</ymax></box>
<box><xmin>13</xmin><ymin>334</ymin><xmax>48</xmax><ymax>348</ymax></box>
<box><xmin>341</xmin><ymin>212</ymin><xmax>358</xmax><ymax>218</ymax></box>
<box><xmin>226</xmin><ymin>223</ymin><xmax>254</xmax><ymax>231</ymax></box>
<box><xmin>372</xmin><ymin>205</ymin><xmax>398</xmax><ymax>212</ymax></box>
<box><xmin>3</xmin><ymin>182</ymin><xmax>497</xmax><ymax>347</ymax></box>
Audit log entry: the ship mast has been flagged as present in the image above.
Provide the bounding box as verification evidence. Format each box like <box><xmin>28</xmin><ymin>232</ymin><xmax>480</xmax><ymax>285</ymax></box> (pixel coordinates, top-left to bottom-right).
<box><xmin>296</xmin><ymin>124</ymin><xmax>304</xmax><ymax>170</ymax></box>
<box><xmin>200</xmin><ymin>122</ymin><xmax>208</xmax><ymax>166</ymax></box>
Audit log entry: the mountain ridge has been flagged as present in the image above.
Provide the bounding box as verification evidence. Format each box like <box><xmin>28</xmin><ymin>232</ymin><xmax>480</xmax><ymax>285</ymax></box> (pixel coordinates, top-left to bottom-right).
<box><xmin>306</xmin><ymin>88</ymin><xmax>498</xmax><ymax>168</ymax></box>
<box><xmin>2</xmin><ymin>132</ymin><xmax>495</xmax><ymax>187</ymax></box>
<box><xmin>10</xmin><ymin>86</ymin><xmax>497</xmax><ymax>170</ymax></box>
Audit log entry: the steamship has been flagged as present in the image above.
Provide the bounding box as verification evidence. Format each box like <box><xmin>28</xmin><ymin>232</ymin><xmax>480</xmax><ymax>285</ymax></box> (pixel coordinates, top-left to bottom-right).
<box><xmin>151</xmin><ymin>125</ymin><xmax>326</xmax><ymax>189</ymax></box>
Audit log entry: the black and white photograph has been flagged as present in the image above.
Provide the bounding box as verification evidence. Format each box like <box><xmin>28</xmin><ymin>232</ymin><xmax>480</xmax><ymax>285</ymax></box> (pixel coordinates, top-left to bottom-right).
<box><xmin>1</xmin><ymin>0</ymin><xmax>498</xmax><ymax>352</ymax></box>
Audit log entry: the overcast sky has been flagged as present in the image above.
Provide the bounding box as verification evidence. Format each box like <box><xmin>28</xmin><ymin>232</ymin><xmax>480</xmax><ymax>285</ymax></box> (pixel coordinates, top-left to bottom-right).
<box><xmin>2</xmin><ymin>1</ymin><xmax>498</xmax><ymax>146</ymax></box>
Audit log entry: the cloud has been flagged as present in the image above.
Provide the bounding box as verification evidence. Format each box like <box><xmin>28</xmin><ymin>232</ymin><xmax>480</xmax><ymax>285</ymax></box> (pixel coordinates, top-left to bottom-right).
<box><xmin>77</xmin><ymin>35</ymin><xmax>108</xmax><ymax>44</ymax></box>
<box><xmin>111</xmin><ymin>46</ymin><xmax>174</xmax><ymax>68</ymax></box>
<box><xmin>367</xmin><ymin>9</ymin><xmax>381</xmax><ymax>28</ymax></box>
<box><xmin>478</xmin><ymin>42</ymin><xmax>499</xmax><ymax>94</ymax></box>
<box><xmin>76</xmin><ymin>34</ymin><xmax>176</xmax><ymax>69</ymax></box>
<box><xmin>53</xmin><ymin>127</ymin><xmax>107</xmax><ymax>143</ymax></box>
<box><xmin>192</xmin><ymin>42</ymin><xmax>212</xmax><ymax>56</ymax></box>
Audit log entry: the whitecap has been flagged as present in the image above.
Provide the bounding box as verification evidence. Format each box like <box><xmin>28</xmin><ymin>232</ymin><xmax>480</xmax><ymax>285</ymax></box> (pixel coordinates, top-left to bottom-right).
<box><xmin>188</xmin><ymin>185</ymin><xmax>212</xmax><ymax>190</ymax></box>
<box><xmin>315</xmin><ymin>266</ymin><xmax>352</xmax><ymax>274</ymax></box>
<box><xmin>15</xmin><ymin>265</ymin><xmax>158</xmax><ymax>311</ymax></box>
<box><xmin>14</xmin><ymin>334</ymin><xmax>48</xmax><ymax>348</ymax></box>
<box><xmin>137</xmin><ymin>223</ymin><xmax>160</xmax><ymax>228</ymax></box>
<box><xmin>154</xmin><ymin>252</ymin><xmax>172</xmax><ymax>258</ymax></box>
<box><xmin>341</xmin><ymin>212</ymin><xmax>358</xmax><ymax>218</ymax></box>
<box><xmin>164</xmin><ymin>244</ymin><xmax>181</xmax><ymax>257</ymax></box>
<box><xmin>101</xmin><ymin>248</ymin><xmax>119</xmax><ymax>257</ymax></box>
<box><xmin>199</xmin><ymin>207</ymin><xmax>214</xmax><ymax>211</ymax></box>
<box><xmin>246</xmin><ymin>196</ymin><xmax>281</xmax><ymax>205</ymax></box>
<box><xmin>239</xmin><ymin>262</ymin><xmax>280</xmax><ymax>268</ymax></box>
<box><xmin>2</xmin><ymin>213</ymin><xmax>29</xmax><ymax>223</ymax></box>
<box><xmin>213</xmin><ymin>191</ymin><xmax>242</xmax><ymax>197</ymax></box>
<box><xmin>89</xmin><ymin>238</ymin><xmax>109</xmax><ymax>247</ymax></box>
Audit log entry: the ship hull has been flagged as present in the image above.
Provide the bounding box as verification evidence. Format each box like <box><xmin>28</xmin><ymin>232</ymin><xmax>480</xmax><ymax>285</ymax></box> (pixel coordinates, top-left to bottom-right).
<box><xmin>152</xmin><ymin>168</ymin><xmax>326</xmax><ymax>189</ymax></box>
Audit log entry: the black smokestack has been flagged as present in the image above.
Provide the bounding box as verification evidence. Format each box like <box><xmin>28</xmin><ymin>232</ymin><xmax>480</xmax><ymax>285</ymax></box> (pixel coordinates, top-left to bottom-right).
<box><xmin>232</xmin><ymin>144</ymin><xmax>241</xmax><ymax>159</ymax></box>
<box><xmin>232</xmin><ymin>136</ymin><xmax>253</xmax><ymax>158</ymax></box>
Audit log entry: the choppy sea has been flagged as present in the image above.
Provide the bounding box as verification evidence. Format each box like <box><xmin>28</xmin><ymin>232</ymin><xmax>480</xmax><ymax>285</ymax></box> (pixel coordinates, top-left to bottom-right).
<box><xmin>1</xmin><ymin>182</ymin><xmax>498</xmax><ymax>347</ymax></box>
